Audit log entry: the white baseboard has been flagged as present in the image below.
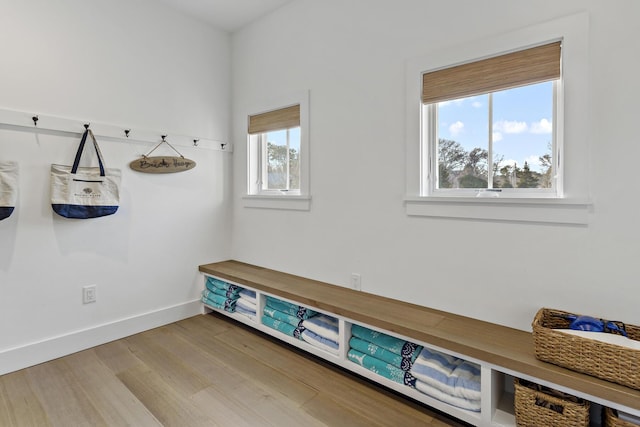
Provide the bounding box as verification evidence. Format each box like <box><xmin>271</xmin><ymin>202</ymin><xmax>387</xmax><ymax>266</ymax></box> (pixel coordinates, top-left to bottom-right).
<box><xmin>0</xmin><ymin>299</ymin><xmax>203</xmax><ymax>375</ymax></box>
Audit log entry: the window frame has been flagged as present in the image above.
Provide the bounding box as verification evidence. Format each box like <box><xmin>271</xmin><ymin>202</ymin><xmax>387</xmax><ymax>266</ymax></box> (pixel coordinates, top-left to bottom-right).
<box><xmin>424</xmin><ymin>79</ymin><xmax>560</xmax><ymax>198</ymax></box>
<box><xmin>256</xmin><ymin>127</ymin><xmax>301</xmax><ymax>195</ymax></box>
<box><xmin>404</xmin><ymin>13</ymin><xmax>591</xmax><ymax>225</ymax></box>
<box><xmin>244</xmin><ymin>91</ymin><xmax>310</xmax><ymax>211</ymax></box>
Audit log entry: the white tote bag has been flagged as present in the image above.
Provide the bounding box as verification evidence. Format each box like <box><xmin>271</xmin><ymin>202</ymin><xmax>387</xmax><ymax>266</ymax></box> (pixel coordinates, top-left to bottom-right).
<box><xmin>51</xmin><ymin>129</ymin><xmax>121</xmax><ymax>219</ymax></box>
<box><xmin>0</xmin><ymin>161</ymin><xmax>18</xmax><ymax>221</ymax></box>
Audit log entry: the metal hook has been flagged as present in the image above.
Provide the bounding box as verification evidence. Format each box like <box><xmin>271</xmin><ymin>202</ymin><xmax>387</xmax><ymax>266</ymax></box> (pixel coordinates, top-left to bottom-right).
<box><xmin>221</xmin><ymin>143</ymin><xmax>227</xmax><ymax>150</ymax></box>
<box><xmin>32</xmin><ymin>115</ymin><xmax>39</xmax><ymax>127</ymax></box>
<box><xmin>193</xmin><ymin>139</ymin><xmax>199</xmax><ymax>147</ymax></box>
<box><xmin>84</xmin><ymin>123</ymin><xmax>90</xmax><ymax>130</ymax></box>
<box><xmin>161</xmin><ymin>135</ymin><xmax>167</xmax><ymax>142</ymax></box>
<box><xmin>124</xmin><ymin>129</ymin><xmax>130</xmax><ymax>138</ymax></box>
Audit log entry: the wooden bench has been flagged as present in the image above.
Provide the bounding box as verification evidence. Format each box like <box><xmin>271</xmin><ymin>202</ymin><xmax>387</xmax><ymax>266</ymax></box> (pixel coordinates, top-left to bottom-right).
<box><xmin>199</xmin><ymin>260</ymin><xmax>640</xmax><ymax>426</ymax></box>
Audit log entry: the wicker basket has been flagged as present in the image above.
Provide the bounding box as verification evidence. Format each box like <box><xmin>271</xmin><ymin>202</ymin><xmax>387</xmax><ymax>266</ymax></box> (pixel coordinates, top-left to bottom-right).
<box><xmin>604</xmin><ymin>407</ymin><xmax>640</xmax><ymax>427</ymax></box>
<box><xmin>514</xmin><ymin>378</ymin><xmax>589</xmax><ymax>427</ymax></box>
<box><xmin>532</xmin><ymin>308</ymin><xmax>640</xmax><ymax>390</ymax></box>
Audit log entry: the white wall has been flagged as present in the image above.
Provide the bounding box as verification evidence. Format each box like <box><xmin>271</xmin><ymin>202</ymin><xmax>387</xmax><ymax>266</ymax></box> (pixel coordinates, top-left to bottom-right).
<box><xmin>230</xmin><ymin>0</ymin><xmax>640</xmax><ymax>331</ymax></box>
<box><xmin>0</xmin><ymin>0</ymin><xmax>231</xmax><ymax>373</ymax></box>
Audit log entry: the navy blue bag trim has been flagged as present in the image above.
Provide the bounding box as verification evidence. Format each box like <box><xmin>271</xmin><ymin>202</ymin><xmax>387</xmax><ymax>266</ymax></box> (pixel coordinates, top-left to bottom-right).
<box><xmin>52</xmin><ymin>204</ymin><xmax>118</xmax><ymax>219</ymax></box>
<box><xmin>0</xmin><ymin>206</ymin><xmax>15</xmax><ymax>221</ymax></box>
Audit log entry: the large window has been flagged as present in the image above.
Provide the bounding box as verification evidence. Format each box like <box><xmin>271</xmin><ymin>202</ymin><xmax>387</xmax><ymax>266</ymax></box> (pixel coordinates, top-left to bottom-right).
<box><xmin>404</xmin><ymin>13</ymin><xmax>591</xmax><ymax>224</ymax></box>
<box><xmin>422</xmin><ymin>41</ymin><xmax>561</xmax><ymax>198</ymax></box>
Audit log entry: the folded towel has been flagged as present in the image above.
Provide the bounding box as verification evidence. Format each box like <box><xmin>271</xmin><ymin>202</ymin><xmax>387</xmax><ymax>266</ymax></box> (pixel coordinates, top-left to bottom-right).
<box><xmin>239</xmin><ymin>288</ymin><xmax>257</xmax><ymax>304</ymax></box>
<box><xmin>556</xmin><ymin>329</ymin><xmax>640</xmax><ymax>350</ymax></box>
<box><xmin>263</xmin><ymin>306</ymin><xmax>304</xmax><ymax>328</ymax></box>
<box><xmin>351</xmin><ymin>324</ymin><xmax>421</xmax><ymax>359</ymax></box>
<box><xmin>349</xmin><ymin>337</ymin><xmax>419</xmax><ymax>371</ymax></box>
<box><xmin>235</xmin><ymin>304</ymin><xmax>256</xmax><ymax>318</ymax></box>
<box><xmin>205</xmin><ymin>277</ymin><xmax>241</xmax><ymax>297</ymax></box>
<box><xmin>261</xmin><ymin>315</ymin><xmax>304</xmax><ymax>339</ymax></box>
<box><xmin>347</xmin><ymin>349</ymin><xmax>416</xmax><ymax>387</ymax></box>
<box><xmin>302</xmin><ymin>314</ymin><xmax>339</xmax><ymax>343</ymax></box>
<box><xmin>265</xmin><ymin>296</ymin><xmax>317</xmax><ymax>319</ymax></box>
<box><xmin>410</xmin><ymin>347</ymin><xmax>481</xmax><ymax>401</ymax></box>
<box><xmin>202</xmin><ymin>289</ymin><xmax>237</xmax><ymax>307</ymax></box>
<box><xmin>414</xmin><ymin>379</ymin><xmax>481</xmax><ymax>412</ymax></box>
<box><xmin>206</xmin><ymin>276</ymin><xmax>238</xmax><ymax>290</ymax></box>
<box><xmin>237</xmin><ymin>297</ymin><xmax>257</xmax><ymax>314</ymax></box>
<box><xmin>301</xmin><ymin>329</ymin><xmax>339</xmax><ymax>355</ymax></box>
<box><xmin>201</xmin><ymin>292</ymin><xmax>236</xmax><ymax>313</ymax></box>
<box><xmin>205</xmin><ymin>283</ymin><xmax>241</xmax><ymax>299</ymax></box>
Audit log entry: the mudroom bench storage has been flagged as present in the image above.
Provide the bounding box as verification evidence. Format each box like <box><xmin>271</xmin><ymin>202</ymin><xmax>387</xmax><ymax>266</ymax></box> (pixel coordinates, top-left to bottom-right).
<box><xmin>198</xmin><ymin>260</ymin><xmax>640</xmax><ymax>427</ymax></box>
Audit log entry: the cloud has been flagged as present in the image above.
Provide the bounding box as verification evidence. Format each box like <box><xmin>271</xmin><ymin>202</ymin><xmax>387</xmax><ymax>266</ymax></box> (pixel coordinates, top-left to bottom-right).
<box><xmin>525</xmin><ymin>155</ymin><xmax>543</xmax><ymax>169</ymax></box>
<box><xmin>472</xmin><ymin>101</ymin><xmax>483</xmax><ymax>108</ymax></box>
<box><xmin>493</xmin><ymin>132</ymin><xmax>503</xmax><ymax>142</ymax></box>
<box><xmin>498</xmin><ymin>158</ymin><xmax>517</xmax><ymax>168</ymax></box>
<box><xmin>530</xmin><ymin>118</ymin><xmax>553</xmax><ymax>134</ymax></box>
<box><xmin>494</xmin><ymin>120</ymin><xmax>528</xmax><ymax>134</ymax></box>
<box><xmin>449</xmin><ymin>121</ymin><xmax>464</xmax><ymax>136</ymax></box>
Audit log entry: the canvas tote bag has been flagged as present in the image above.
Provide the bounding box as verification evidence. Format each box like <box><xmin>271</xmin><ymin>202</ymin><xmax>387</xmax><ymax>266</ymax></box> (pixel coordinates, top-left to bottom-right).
<box><xmin>0</xmin><ymin>161</ymin><xmax>18</xmax><ymax>220</ymax></box>
<box><xmin>51</xmin><ymin>129</ymin><xmax>121</xmax><ymax>218</ymax></box>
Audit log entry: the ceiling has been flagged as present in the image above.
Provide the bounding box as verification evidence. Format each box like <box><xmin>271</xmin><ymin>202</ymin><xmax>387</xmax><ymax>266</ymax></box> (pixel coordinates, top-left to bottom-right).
<box><xmin>155</xmin><ymin>0</ymin><xmax>294</xmax><ymax>32</ymax></box>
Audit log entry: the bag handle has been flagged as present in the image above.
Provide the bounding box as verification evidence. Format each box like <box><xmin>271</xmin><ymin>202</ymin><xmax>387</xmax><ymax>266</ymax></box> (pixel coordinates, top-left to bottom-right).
<box><xmin>71</xmin><ymin>129</ymin><xmax>106</xmax><ymax>176</ymax></box>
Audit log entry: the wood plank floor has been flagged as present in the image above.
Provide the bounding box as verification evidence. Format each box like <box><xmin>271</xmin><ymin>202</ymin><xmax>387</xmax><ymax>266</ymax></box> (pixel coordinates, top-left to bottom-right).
<box><xmin>0</xmin><ymin>313</ymin><xmax>469</xmax><ymax>427</ymax></box>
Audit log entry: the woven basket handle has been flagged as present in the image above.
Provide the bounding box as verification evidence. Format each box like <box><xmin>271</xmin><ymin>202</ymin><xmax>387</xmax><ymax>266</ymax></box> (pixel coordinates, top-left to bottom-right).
<box><xmin>535</xmin><ymin>397</ymin><xmax>564</xmax><ymax>414</ymax></box>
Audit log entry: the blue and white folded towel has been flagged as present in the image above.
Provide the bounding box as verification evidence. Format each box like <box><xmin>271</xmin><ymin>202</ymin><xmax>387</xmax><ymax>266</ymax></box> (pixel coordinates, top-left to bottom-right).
<box><xmin>414</xmin><ymin>379</ymin><xmax>481</xmax><ymax>412</ymax></box>
<box><xmin>205</xmin><ymin>277</ymin><xmax>241</xmax><ymax>298</ymax></box>
<box><xmin>264</xmin><ymin>306</ymin><xmax>303</xmax><ymax>328</ymax></box>
<box><xmin>265</xmin><ymin>296</ymin><xmax>317</xmax><ymax>319</ymax></box>
<box><xmin>349</xmin><ymin>336</ymin><xmax>418</xmax><ymax>371</ymax></box>
<box><xmin>351</xmin><ymin>324</ymin><xmax>422</xmax><ymax>360</ymax></box>
<box><xmin>235</xmin><ymin>304</ymin><xmax>255</xmax><ymax>318</ymax></box>
<box><xmin>347</xmin><ymin>349</ymin><xmax>416</xmax><ymax>387</ymax></box>
<box><xmin>201</xmin><ymin>290</ymin><xmax>236</xmax><ymax>313</ymax></box>
<box><xmin>205</xmin><ymin>282</ymin><xmax>241</xmax><ymax>299</ymax></box>
<box><xmin>237</xmin><ymin>297</ymin><xmax>256</xmax><ymax>316</ymax></box>
<box><xmin>262</xmin><ymin>315</ymin><xmax>305</xmax><ymax>339</ymax></box>
<box><xmin>301</xmin><ymin>314</ymin><xmax>339</xmax><ymax>343</ymax></box>
<box><xmin>410</xmin><ymin>347</ymin><xmax>481</xmax><ymax>402</ymax></box>
<box><xmin>301</xmin><ymin>329</ymin><xmax>339</xmax><ymax>355</ymax></box>
<box><xmin>239</xmin><ymin>288</ymin><xmax>256</xmax><ymax>304</ymax></box>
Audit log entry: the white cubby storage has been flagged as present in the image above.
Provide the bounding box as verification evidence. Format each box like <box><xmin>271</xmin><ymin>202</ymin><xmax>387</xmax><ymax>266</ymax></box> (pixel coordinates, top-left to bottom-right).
<box><xmin>199</xmin><ymin>261</ymin><xmax>640</xmax><ymax>427</ymax></box>
<box><xmin>202</xmin><ymin>273</ymin><xmax>502</xmax><ymax>426</ymax></box>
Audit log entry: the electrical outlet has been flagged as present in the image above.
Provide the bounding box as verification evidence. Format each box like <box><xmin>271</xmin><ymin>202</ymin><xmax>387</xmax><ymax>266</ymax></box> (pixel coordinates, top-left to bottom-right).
<box><xmin>350</xmin><ymin>273</ymin><xmax>362</xmax><ymax>291</ymax></box>
<box><xmin>83</xmin><ymin>285</ymin><xmax>97</xmax><ymax>304</ymax></box>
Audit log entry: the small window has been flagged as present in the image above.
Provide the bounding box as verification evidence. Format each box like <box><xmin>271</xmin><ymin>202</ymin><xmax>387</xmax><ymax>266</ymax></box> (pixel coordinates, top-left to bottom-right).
<box><xmin>245</xmin><ymin>93</ymin><xmax>310</xmax><ymax>210</ymax></box>
<box><xmin>422</xmin><ymin>41</ymin><xmax>561</xmax><ymax>198</ymax></box>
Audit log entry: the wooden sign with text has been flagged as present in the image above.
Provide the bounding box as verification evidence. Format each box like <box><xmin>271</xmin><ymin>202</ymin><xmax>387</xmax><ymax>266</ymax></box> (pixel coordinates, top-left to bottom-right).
<box><xmin>129</xmin><ymin>156</ymin><xmax>196</xmax><ymax>174</ymax></box>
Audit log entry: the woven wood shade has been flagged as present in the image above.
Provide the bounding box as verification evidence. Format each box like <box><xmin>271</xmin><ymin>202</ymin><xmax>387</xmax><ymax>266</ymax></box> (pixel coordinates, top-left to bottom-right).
<box><xmin>422</xmin><ymin>41</ymin><xmax>561</xmax><ymax>104</ymax></box>
<box><xmin>248</xmin><ymin>104</ymin><xmax>300</xmax><ymax>134</ymax></box>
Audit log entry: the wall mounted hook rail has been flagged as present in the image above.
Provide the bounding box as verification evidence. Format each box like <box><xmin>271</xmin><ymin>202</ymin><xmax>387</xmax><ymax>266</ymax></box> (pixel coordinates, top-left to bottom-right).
<box><xmin>0</xmin><ymin>107</ymin><xmax>230</xmax><ymax>152</ymax></box>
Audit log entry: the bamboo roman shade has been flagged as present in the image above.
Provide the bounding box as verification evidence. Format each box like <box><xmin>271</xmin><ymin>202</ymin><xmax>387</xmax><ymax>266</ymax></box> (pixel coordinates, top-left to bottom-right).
<box><xmin>422</xmin><ymin>41</ymin><xmax>561</xmax><ymax>104</ymax></box>
<box><xmin>248</xmin><ymin>104</ymin><xmax>300</xmax><ymax>134</ymax></box>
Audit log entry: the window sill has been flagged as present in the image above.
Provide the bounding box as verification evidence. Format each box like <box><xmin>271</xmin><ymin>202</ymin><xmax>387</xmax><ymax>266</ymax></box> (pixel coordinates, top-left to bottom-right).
<box><xmin>242</xmin><ymin>194</ymin><xmax>311</xmax><ymax>211</ymax></box>
<box><xmin>404</xmin><ymin>197</ymin><xmax>591</xmax><ymax>225</ymax></box>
